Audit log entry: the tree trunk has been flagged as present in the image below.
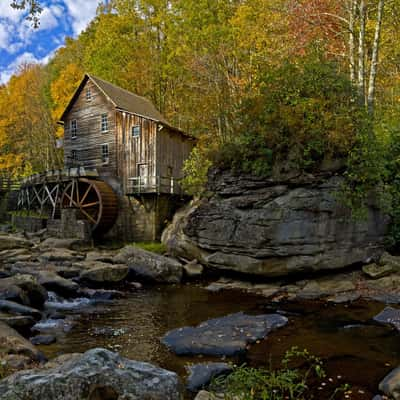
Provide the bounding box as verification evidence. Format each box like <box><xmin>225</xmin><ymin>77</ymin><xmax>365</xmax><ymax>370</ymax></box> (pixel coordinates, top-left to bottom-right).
<box><xmin>348</xmin><ymin>0</ymin><xmax>357</xmax><ymax>85</ymax></box>
<box><xmin>367</xmin><ymin>0</ymin><xmax>385</xmax><ymax>115</ymax></box>
<box><xmin>357</xmin><ymin>0</ymin><xmax>366</xmax><ymax>105</ymax></box>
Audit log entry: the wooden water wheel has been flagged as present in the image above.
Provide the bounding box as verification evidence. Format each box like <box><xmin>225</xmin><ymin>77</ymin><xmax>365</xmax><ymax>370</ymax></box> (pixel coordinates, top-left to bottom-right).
<box><xmin>60</xmin><ymin>178</ymin><xmax>118</xmax><ymax>234</ymax></box>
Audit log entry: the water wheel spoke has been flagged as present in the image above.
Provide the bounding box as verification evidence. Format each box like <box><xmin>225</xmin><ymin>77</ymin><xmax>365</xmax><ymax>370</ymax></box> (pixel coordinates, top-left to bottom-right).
<box><xmin>70</xmin><ymin>180</ymin><xmax>75</xmax><ymax>207</ymax></box>
<box><xmin>61</xmin><ymin>178</ymin><xmax>117</xmax><ymax>234</ymax></box>
<box><xmin>79</xmin><ymin>207</ymin><xmax>97</xmax><ymax>225</ymax></box>
<box><xmin>64</xmin><ymin>192</ymin><xmax>79</xmax><ymax>208</ymax></box>
<box><xmin>80</xmin><ymin>182</ymin><xmax>93</xmax><ymax>204</ymax></box>
<box><xmin>81</xmin><ymin>201</ymin><xmax>100</xmax><ymax>208</ymax></box>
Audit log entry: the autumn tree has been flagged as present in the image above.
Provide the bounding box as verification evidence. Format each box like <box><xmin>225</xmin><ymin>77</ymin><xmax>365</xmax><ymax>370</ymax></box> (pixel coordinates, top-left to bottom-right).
<box><xmin>288</xmin><ymin>0</ymin><xmax>386</xmax><ymax>115</ymax></box>
<box><xmin>0</xmin><ymin>64</ymin><xmax>61</xmax><ymax>175</ymax></box>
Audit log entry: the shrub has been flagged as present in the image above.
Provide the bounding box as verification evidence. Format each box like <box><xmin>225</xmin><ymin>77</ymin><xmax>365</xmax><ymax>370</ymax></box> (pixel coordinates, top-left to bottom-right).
<box><xmin>210</xmin><ymin>347</ymin><xmax>349</xmax><ymax>400</ymax></box>
<box><xmin>213</xmin><ymin>50</ymin><xmax>364</xmax><ymax>176</ymax></box>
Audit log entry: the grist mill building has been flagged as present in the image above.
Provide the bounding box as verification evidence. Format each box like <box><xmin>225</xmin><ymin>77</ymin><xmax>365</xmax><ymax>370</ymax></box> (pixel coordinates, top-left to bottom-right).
<box><xmin>16</xmin><ymin>74</ymin><xmax>195</xmax><ymax>241</ymax></box>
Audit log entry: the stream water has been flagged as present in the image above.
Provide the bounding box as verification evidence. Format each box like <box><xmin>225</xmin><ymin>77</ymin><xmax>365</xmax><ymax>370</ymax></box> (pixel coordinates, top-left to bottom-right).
<box><xmin>34</xmin><ymin>284</ymin><xmax>400</xmax><ymax>399</ymax></box>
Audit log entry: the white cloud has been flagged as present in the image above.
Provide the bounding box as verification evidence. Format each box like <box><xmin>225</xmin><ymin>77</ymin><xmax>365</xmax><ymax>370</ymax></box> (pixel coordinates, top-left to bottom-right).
<box><xmin>0</xmin><ymin>23</ymin><xmax>9</xmax><ymax>49</ymax></box>
<box><xmin>0</xmin><ymin>47</ymin><xmax>59</xmax><ymax>84</ymax></box>
<box><xmin>0</xmin><ymin>6</ymin><xmax>25</xmax><ymax>23</ymax></box>
<box><xmin>63</xmin><ymin>0</ymin><xmax>99</xmax><ymax>35</ymax></box>
<box><xmin>0</xmin><ymin>51</ymin><xmax>36</xmax><ymax>84</ymax></box>
<box><xmin>37</xmin><ymin>5</ymin><xmax>64</xmax><ymax>31</ymax></box>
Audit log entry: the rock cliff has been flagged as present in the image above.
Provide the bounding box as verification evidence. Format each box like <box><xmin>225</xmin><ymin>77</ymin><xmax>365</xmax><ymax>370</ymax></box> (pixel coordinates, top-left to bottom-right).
<box><xmin>163</xmin><ymin>169</ymin><xmax>389</xmax><ymax>277</ymax></box>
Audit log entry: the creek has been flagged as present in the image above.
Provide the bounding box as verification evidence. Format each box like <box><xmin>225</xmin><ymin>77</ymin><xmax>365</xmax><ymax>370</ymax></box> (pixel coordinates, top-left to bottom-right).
<box><xmin>34</xmin><ymin>284</ymin><xmax>399</xmax><ymax>399</ymax></box>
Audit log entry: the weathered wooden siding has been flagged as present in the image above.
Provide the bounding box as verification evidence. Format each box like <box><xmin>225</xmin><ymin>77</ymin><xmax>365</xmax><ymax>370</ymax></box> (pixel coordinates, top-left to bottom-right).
<box><xmin>156</xmin><ymin>127</ymin><xmax>194</xmax><ymax>180</ymax></box>
<box><xmin>63</xmin><ymin>80</ymin><xmax>117</xmax><ymax>176</ymax></box>
<box><xmin>115</xmin><ymin>110</ymin><xmax>157</xmax><ymax>191</ymax></box>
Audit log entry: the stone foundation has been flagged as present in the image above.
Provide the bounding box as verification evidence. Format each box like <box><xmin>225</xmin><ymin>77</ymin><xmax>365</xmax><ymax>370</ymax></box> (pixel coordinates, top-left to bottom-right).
<box><xmin>11</xmin><ymin>215</ymin><xmax>47</xmax><ymax>232</ymax></box>
<box><xmin>105</xmin><ymin>194</ymin><xmax>185</xmax><ymax>242</ymax></box>
<box><xmin>46</xmin><ymin>209</ymin><xmax>91</xmax><ymax>241</ymax></box>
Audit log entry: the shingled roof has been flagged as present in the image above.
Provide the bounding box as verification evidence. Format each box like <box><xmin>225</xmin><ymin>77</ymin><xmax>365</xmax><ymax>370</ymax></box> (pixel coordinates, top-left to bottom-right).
<box><xmin>60</xmin><ymin>74</ymin><xmax>167</xmax><ymax>124</ymax></box>
<box><xmin>88</xmin><ymin>74</ymin><xmax>167</xmax><ymax>123</ymax></box>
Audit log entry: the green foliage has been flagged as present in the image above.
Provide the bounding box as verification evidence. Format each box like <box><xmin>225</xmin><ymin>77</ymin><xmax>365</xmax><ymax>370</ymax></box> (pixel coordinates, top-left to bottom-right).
<box><xmin>210</xmin><ymin>347</ymin><xmax>348</xmax><ymax>400</ymax></box>
<box><xmin>9</xmin><ymin>210</ymin><xmax>46</xmax><ymax>218</ymax></box>
<box><xmin>181</xmin><ymin>146</ymin><xmax>213</xmax><ymax>196</ymax></box>
<box><xmin>340</xmin><ymin>122</ymin><xmax>389</xmax><ymax>219</ymax></box>
<box><xmin>132</xmin><ymin>242</ymin><xmax>167</xmax><ymax>254</ymax></box>
<box><xmin>213</xmin><ymin>50</ymin><xmax>363</xmax><ymax>176</ymax></box>
<box><xmin>378</xmin><ymin>118</ymin><xmax>400</xmax><ymax>247</ymax></box>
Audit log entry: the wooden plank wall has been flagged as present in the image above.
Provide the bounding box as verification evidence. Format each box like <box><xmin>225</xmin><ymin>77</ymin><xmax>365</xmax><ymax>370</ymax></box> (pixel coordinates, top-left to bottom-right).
<box><xmin>63</xmin><ymin>80</ymin><xmax>117</xmax><ymax>176</ymax></box>
<box><xmin>156</xmin><ymin>127</ymin><xmax>194</xmax><ymax>180</ymax></box>
<box><xmin>115</xmin><ymin>110</ymin><xmax>157</xmax><ymax>192</ymax></box>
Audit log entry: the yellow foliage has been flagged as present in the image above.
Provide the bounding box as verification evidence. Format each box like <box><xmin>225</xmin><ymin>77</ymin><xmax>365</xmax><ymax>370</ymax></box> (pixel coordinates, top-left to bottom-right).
<box><xmin>50</xmin><ymin>63</ymin><xmax>83</xmax><ymax>138</ymax></box>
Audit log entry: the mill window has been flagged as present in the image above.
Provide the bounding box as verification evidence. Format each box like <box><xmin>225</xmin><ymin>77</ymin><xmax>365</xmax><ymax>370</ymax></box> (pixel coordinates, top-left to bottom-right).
<box><xmin>132</xmin><ymin>125</ymin><xmax>141</xmax><ymax>137</ymax></box>
<box><xmin>101</xmin><ymin>114</ymin><xmax>108</xmax><ymax>132</ymax></box>
<box><xmin>71</xmin><ymin>149</ymin><xmax>78</xmax><ymax>161</ymax></box>
<box><xmin>101</xmin><ymin>143</ymin><xmax>109</xmax><ymax>164</ymax></box>
<box><xmin>70</xmin><ymin>119</ymin><xmax>77</xmax><ymax>139</ymax></box>
<box><xmin>86</xmin><ymin>88</ymin><xmax>92</xmax><ymax>101</ymax></box>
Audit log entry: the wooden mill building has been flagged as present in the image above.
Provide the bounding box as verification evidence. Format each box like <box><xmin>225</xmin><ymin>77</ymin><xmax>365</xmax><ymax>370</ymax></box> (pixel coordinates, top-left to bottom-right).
<box><xmin>17</xmin><ymin>74</ymin><xmax>195</xmax><ymax>241</ymax></box>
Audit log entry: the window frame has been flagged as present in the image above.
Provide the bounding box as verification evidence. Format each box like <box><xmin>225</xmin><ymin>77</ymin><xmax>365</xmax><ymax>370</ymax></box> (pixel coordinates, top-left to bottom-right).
<box><xmin>71</xmin><ymin>149</ymin><xmax>78</xmax><ymax>161</ymax></box>
<box><xmin>70</xmin><ymin>119</ymin><xmax>77</xmax><ymax>139</ymax></box>
<box><xmin>101</xmin><ymin>113</ymin><xmax>109</xmax><ymax>133</ymax></box>
<box><xmin>132</xmin><ymin>124</ymin><xmax>141</xmax><ymax>138</ymax></box>
<box><xmin>86</xmin><ymin>88</ymin><xmax>92</xmax><ymax>101</ymax></box>
<box><xmin>101</xmin><ymin>143</ymin><xmax>109</xmax><ymax>164</ymax></box>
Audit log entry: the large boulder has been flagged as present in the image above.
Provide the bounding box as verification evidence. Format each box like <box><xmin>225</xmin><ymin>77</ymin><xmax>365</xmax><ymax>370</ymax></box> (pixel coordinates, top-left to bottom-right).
<box><xmin>0</xmin><ymin>274</ymin><xmax>47</xmax><ymax>308</ymax></box>
<box><xmin>36</xmin><ymin>271</ymin><xmax>80</xmax><ymax>297</ymax></box>
<box><xmin>114</xmin><ymin>246</ymin><xmax>182</xmax><ymax>283</ymax></box>
<box><xmin>162</xmin><ymin>312</ymin><xmax>288</xmax><ymax>356</ymax></box>
<box><xmin>0</xmin><ymin>347</ymin><xmax>182</xmax><ymax>400</ymax></box>
<box><xmin>163</xmin><ymin>170</ymin><xmax>389</xmax><ymax>277</ymax></box>
<box><xmin>0</xmin><ymin>321</ymin><xmax>43</xmax><ymax>362</ymax></box>
<box><xmin>4</xmin><ymin>266</ymin><xmax>79</xmax><ymax>298</ymax></box>
<box><xmin>77</xmin><ymin>261</ymin><xmax>129</xmax><ymax>284</ymax></box>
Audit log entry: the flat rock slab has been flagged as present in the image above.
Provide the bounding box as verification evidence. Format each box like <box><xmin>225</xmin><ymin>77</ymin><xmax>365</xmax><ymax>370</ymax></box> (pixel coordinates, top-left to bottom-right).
<box><xmin>0</xmin><ymin>313</ymin><xmax>36</xmax><ymax>330</ymax></box>
<box><xmin>362</xmin><ymin>263</ymin><xmax>393</xmax><ymax>279</ymax></box>
<box><xmin>373</xmin><ymin>307</ymin><xmax>400</xmax><ymax>331</ymax></box>
<box><xmin>0</xmin><ymin>347</ymin><xmax>182</xmax><ymax>400</ymax></box>
<box><xmin>162</xmin><ymin>312</ymin><xmax>288</xmax><ymax>356</ymax></box>
<box><xmin>186</xmin><ymin>362</ymin><xmax>232</xmax><ymax>392</ymax></box>
<box><xmin>379</xmin><ymin>366</ymin><xmax>400</xmax><ymax>399</ymax></box>
<box><xmin>0</xmin><ymin>235</ymin><xmax>33</xmax><ymax>250</ymax></box>
<box><xmin>0</xmin><ymin>299</ymin><xmax>42</xmax><ymax>320</ymax></box>
<box><xmin>30</xmin><ymin>334</ymin><xmax>56</xmax><ymax>345</ymax></box>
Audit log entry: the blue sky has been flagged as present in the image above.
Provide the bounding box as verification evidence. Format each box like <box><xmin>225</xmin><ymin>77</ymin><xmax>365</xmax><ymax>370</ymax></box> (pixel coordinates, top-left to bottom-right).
<box><xmin>0</xmin><ymin>0</ymin><xmax>100</xmax><ymax>83</ymax></box>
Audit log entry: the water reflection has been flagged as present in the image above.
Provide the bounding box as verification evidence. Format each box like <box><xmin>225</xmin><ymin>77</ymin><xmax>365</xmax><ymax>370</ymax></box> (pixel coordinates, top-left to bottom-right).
<box><xmin>37</xmin><ymin>284</ymin><xmax>400</xmax><ymax>398</ymax></box>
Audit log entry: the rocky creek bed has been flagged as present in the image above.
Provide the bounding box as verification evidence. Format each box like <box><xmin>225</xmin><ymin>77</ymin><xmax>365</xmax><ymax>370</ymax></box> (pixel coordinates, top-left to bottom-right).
<box><xmin>0</xmin><ymin>232</ymin><xmax>400</xmax><ymax>399</ymax></box>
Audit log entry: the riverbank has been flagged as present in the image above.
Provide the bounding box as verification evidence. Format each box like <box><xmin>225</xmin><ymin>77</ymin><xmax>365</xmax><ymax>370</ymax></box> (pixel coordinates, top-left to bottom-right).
<box><xmin>0</xmin><ymin>230</ymin><xmax>399</xmax><ymax>399</ymax></box>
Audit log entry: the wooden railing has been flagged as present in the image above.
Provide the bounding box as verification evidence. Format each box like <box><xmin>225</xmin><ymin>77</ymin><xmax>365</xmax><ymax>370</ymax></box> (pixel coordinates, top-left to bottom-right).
<box><xmin>127</xmin><ymin>176</ymin><xmax>183</xmax><ymax>195</ymax></box>
<box><xmin>20</xmin><ymin>167</ymin><xmax>99</xmax><ymax>186</ymax></box>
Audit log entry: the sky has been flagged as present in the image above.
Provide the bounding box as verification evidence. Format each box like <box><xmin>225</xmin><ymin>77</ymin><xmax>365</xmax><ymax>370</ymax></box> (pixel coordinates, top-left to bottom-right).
<box><xmin>0</xmin><ymin>0</ymin><xmax>101</xmax><ymax>84</ymax></box>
